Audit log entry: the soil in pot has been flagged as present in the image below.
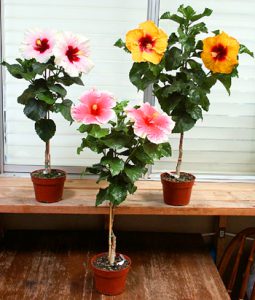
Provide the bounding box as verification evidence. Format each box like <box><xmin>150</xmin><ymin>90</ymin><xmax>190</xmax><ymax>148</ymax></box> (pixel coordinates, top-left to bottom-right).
<box><xmin>161</xmin><ymin>172</ymin><xmax>196</xmax><ymax>206</ymax></box>
<box><xmin>31</xmin><ymin>169</ymin><xmax>66</xmax><ymax>203</ymax></box>
<box><xmin>90</xmin><ymin>253</ymin><xmax>131</xmax><ymax>296</ymax></box>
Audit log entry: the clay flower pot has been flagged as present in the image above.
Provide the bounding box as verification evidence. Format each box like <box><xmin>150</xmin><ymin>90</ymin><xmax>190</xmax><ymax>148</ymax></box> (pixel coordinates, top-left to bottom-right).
<box><xmin>31</xmin><ymin>169</ymin><xmax>66</xmax><ymax>203</ymax></box>
<box><xmin>161</xmin><ymin>172</ymin><xmax>196</xmax><ymax>206</ymax></box>
<box><xmin>90</xmin><ymin>253</ymin><xmax>131</xmax><ymax>296</ymax></box>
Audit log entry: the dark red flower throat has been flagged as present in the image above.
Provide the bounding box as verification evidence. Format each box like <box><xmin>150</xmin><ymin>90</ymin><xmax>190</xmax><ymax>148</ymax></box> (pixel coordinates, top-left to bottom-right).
<box><xmin>66</xmin><ymin>46</ymin><xmax>80</xmax><ymax>63</ymax></box>
<box><xmin>139</xmin><ymin>34</ymin><xmax>155</xmax><ymax>52</ymax></box>
<box><xmin>34</xmin><ymin>38</ymin><xmax>50</xmax><ymax>53</ymax></box>
<box><xmin>211</xmin><ymin>44</ymin><xmax>228</xmax><ymax>61</ymax></box>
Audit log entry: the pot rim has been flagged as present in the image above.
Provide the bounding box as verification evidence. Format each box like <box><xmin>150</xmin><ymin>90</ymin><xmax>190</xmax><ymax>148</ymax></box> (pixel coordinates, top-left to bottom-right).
<box><xmin>30</xmin><ymin>168</ymin><xmax>66</xmax><ymax>179</ymax></box>
<box><xmin>161</xmin><ymin>171</ymin><xmax>196</xmax><ymax>183</ymax></box>
<box><xmin>90</xmin><ymin>252</ymin><xmax>131</xmax><ymax>273</ymax></box>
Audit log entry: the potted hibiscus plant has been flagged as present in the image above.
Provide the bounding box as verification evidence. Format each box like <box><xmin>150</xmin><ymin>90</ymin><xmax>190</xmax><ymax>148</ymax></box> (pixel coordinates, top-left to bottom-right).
<box><xmin>72</xmin><ymin>88</ymin><xmax>173</xmax><ymax>295</ymax></box>
<box><xmin>115</xmin><ymin>5</ymin><xmax>253</xmax><ymax>206</ymax></box>
<box><xmin>2</xmin><ymin>28</ymin><xmax>93</xmax><ymax>203</ymax></box>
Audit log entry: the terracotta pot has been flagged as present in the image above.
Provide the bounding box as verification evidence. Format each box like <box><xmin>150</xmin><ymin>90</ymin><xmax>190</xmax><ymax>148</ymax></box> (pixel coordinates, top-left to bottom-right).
<box><xmin>90</xmin><ymin>253</ymin><xmax>131</xmax><ymax>296</ymax></box>
<box><xmin>161</xmin><ymin>172</ymin><xmax>196</xmax><ymax>206</ymax></box>
<box><xmin>30</xmin><ymin>169</ymin><xmax>66</xmax><ymax>203</ymax></box>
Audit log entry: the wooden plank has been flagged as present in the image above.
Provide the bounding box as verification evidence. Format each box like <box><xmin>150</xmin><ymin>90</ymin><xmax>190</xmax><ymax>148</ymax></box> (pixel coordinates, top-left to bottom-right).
<box><xmin>0</xmin><ymin>231</ymin><xmax>229</xmax><ymax>300</ymax></box>
<box><xmin>0</xmin><ymin>178</ymin><xmax>255</xmax><ymax>216</ymax></box>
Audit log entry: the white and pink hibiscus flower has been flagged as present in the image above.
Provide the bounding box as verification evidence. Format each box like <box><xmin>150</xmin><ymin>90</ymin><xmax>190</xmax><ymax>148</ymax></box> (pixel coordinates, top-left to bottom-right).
<box><xmin>54</xmin><ymin>31</ymin><xmax>94</xmax><ymax>77</ymax></box>
<box><xmin>20</xmin><ymin>28</ymin><xmax>56</xmax><ymax>63</ymax></box>
<box><xmin>72</xmin><ymin>89</ymin><xmax>115</xmax><ymax>125</ymax></box>
<box><xmin>127</xmin><ymin>103</ymin><xmax>174</xmax><ymax>144</ymax></box>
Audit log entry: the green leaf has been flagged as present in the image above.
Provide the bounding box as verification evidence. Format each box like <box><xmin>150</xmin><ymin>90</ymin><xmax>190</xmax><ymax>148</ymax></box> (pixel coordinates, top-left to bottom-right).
<box><xmin>127</xmin><ymin>183</ymin><xmax>137</xmax><ymax>194</ymax></box>
<box><xmin>212</xmin><ymin>30</ymin><xmax>220</xmax><ymax>35</ymax></box>
<box><xmin>133</xmin><ymin>147</ymin><xmax>154</xmax><ymax>164</ymax></box>
<box><xmin>186</xmin><ymin>105</ymin><xmax>203</xmax><ymax>120</ymax></box>
<box><xmin>36</xmin><ymin>91</ymin><xmax>55</xmax><ymax>104</ymax></box>
<box><xmin>72</xmin><ymin>76</ymin><xmax>84</xmax><ymax>86</ymax></box>
<box><xmin>54</xmin><ymin>99</ymin><xmax>73</xmax><ymax>122</ymax></box>
<box><xmin>23</xmin><ymin>99</ymin><xmax>48</xmax><ymax>121</ymax></box>
<box><xmin>199</xmin><ymin>94</ymin><xmax>210</xmax><ymax>112</ymax></box>
<box><xmin>49</xmin><ymin>84</ymin><xmax>67</xmax><ymax>98</ymax></box>
<box><xmin>58</xmin><ymin>74</ymin><xmax>84</xmax><ymax>86</ymax></box>
<box><xmin>96</xmin><ymin>171</ymin><xmax>110</xmax><ymax>183</ymax></box>
<box><xmin>17</xmin><ymin>87</ymin><xmax>36</xmax><ymax>105</ymax></box>
<box><xmin>190</xmin><ymin>8</ymin><xmax>212</xmax><ymax>22</ymax></box>
<box><xmin>77</xmin><ymin>135</ymin><xmax>106</xmax><ymax>154</ymax></box>
<box><xmin>35</xmin><ymin>118</ymin><xmax>56</xmax><ymax>142</ymax></box>
<box><xmin>2</xmin><ymin>62</ymin><xmax>24</xmax><ymax>79</ymax></box>
<box><xmin>102</xmin><ymin>132</ymin><xmax>131</xmax><ymax>150</ymax></box>
<box><xmin>216</xmin><ymin>74</ymin><xmax>232</xmax><ymax>95</ymax></box>
<box><xmin>89</xmin><ymin>125</ymin><xmax>109</xmax><ymax>138</ymax></box>
<box><xmin>129</xmin><ymin>62</ymin><xmax>155</xmax><ymax>91</ymax></box>
<box><xmin>96</xmin><ymin>188</ymin><xmax>108</xmax><ymax>206</ymax></box>
<box><xmin>172</xmin><ymin>114</ymin><xmax>196</xmax><ymax>133</ymax></box>
<box><xmin>78</xmin><ymin>124</ymin><xmax>93</xmax><ymax>133</ymax></box>
<box><xmin>108</xmin><ymin>183</ymin><xmax>127</xmax><ymax>205</ymax></box>
<box><xmin>165</xmin><ymin>47</ymin><xmax>183</xmax><ymax>70</ymax></box>
<box><xmin>124</xmin><ymin>165</ymin><xmax>145</xmax><ymax>182</ymax></box>
<box><xmin>178</xmin><ymin>5</ymin><xmax>196</xmax><ymax>19</ymax></box>
<box><xmin>101</xmin><ymin>157</ymin><xmax>124</xmax><ymax>176</ymax></box>
<box><xmin>143</xmin><ymin>142</ymin><xmax>172</xmax><ymax>160</ymax></box>
<box><xmin>160</xmin><ymin>11</ymin><xmax>185</xmax><ymax>24</ymax></box>
<box><xmin>188</xmin><ymin>22</ymin><xmax>208</xmax><ymax>36</ymax></box>
<box><xmin>32</xmin><ymin>62</ymin><xmax>48</xmax><ymax>75</ymax></box>
<box><xmin>168</xmin><ymin>33</ymin><xmax>179</xmax><ymax>46</ymax></box>
<box><xmin>114</xmin><ymin>38</ymin><xmax>130</xmax><ymax>53</ymax></box>
<box><xmin>156</xmin><ymin>92</ymin><xmax>183</xmax><ymax>115</ymax></box>
<box><xmin>239</xmin><ymin>44</ymin><xmax>254</xmax><ymax>57</ymax></box>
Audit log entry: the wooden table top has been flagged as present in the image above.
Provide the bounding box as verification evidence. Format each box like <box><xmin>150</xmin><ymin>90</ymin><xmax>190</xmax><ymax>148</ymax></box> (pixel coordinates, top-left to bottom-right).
<box><xmin>0</xmin><ymin>230</ymin><xmax>229</xmax><ymax>300</ymax></box>
<box><xmin>0</xmin><ymin>177</ymin><xmax>255</xmax><ymax>216</ymax></box>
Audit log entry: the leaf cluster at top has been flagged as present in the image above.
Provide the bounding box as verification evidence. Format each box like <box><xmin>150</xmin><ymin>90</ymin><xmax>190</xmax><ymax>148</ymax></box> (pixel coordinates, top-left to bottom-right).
<box><xmin>77</xmin><ymin>100</ymin><xmax>172</xmax><ymax>207</ymax></box>
<box><xmin>2</xmin><ymin>57</ymin><xmax>84</xmax><ymax>142</ymax></box>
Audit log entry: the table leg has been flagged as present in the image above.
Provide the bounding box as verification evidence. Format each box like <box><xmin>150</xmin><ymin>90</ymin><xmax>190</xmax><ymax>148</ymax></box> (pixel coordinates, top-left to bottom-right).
<box><xmin>0</xmin><ymin>214</ymin><xmax>4</xmax><ymax>241</ymax></box>
<box><xmin>215</xmin><ymin>216</ymin><xmax>228</xmax><ymax>265</ymax></box>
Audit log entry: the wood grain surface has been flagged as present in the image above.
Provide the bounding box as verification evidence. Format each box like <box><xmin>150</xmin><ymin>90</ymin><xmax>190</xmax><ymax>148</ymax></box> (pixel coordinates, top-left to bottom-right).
<box><xmin>0</xmin><ymin>178</ymin><xmax>255</xmax><ymax>215</ymax></box>
<box><xmin>0</xmin><ymin>230</ymin><xmax>229</xmax><ymax>300</ymax></box>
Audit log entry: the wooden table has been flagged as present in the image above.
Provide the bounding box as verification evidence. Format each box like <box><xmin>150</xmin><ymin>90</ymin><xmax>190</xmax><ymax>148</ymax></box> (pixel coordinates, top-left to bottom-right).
<box><xmin>0</xmin><ymin>178</ymin><xmax>254</xmax><ymax>215</ymax></box>
<box><xmin>0</xmin><ymin>230</ymin><xmax>230</xmax><ymax>300</ymax></box>
<box><xmin>0</xmin><ymin>177</ymin><xmax>255</xmax><ymax>263</ymax></box>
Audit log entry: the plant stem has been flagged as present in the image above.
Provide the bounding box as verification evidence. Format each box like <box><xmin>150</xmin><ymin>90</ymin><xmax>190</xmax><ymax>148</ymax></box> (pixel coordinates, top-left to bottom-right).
<box><xmin>176</xmin><ymin>132</ymin><xmax>184</xmax><ymax>178</ymax></box>
<box><xmin>44</xmin><ymin>111</ymin><xmax>51</xmax><ymax>174</ymax></box>
<box><xmin>108</xmin><ymin>202</ymin><xmax>116</xmax><ymax>265</ymax></box>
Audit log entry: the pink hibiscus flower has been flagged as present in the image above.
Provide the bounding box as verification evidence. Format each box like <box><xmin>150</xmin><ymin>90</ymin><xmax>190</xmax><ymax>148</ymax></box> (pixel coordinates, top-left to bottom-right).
<box><xmin>20</xmin><ymin>28</ymin><xmax>55</xmax><ymax>63</ymax></box>
<box><xmin>127</xmin><ymin>103</ymin><xmax>174</xmax><ymax>144</ymax></box>
<box><xmin>72</xmin><ymin>89</ymin><xmax>115</xmax><ymax>125</ymax></box>
<box><xmin>54</xmin><ymin>32</ymin><xmax>94</xmax><ymax>77</ymax></box>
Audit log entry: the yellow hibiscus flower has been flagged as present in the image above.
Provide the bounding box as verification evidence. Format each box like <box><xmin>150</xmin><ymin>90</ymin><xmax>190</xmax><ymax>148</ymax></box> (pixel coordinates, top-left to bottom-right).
<box><xmin>201</xmin><ymin>32</ymin><xmax>240</xmax><ymax>74</ymax></box>
<box><xmin>125</xmin><ymin>20</ymin><xmax>168</xmax><ymax>65</ymax></box>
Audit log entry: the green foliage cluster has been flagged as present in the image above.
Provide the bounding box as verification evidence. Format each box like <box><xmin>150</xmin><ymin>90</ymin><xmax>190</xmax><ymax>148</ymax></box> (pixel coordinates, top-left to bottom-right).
<box><xmin>2</xmin><ymin>57</ymin><xmax>84</xmax><ymax>142</ymax></box>
<box><xmin>77</xmin><ymin>101</ymin><xmax>171</xmax><ymax>206</ymax></box>
<box><xmin>115</xmin><ymin>5</ymin><xmax>253</xmax><ymax>134</ymax></box>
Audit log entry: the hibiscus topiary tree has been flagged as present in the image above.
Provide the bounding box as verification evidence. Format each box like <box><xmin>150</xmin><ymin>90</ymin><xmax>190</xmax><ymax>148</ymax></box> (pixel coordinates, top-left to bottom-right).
<box><xmin>72</xmin><ymin>88</ymin><xmax>173</xmax><ymax>294</ymax></box>
<box><xmin>115</xmin><ymin>5</ymin><xmax>253</xmax><ymax>205</ymax></box>
<box><xmin>3</xmin><ymin>28</ymin><xmax>93</xmax><ymax>176</ymax></box>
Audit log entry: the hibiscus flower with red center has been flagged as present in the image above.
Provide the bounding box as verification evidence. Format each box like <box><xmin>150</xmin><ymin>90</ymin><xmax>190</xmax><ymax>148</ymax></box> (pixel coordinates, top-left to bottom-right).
<box><xmin>54</xmin><ymin>32</ymin><xmax>94</xmax><ymax>77</ymax></box>
<box><xmin>20</xmin><ymin>28</ymin><xmax>55</xmax><ymax>63</ymax></box>
<box><xmin>127</xmin><ymin>103</ymin><xmax>174</xmax><ymax>144</ymax></box>
<box><xmin>72</xmin><ymin>89</ymin><xmax>115</xmax><ymax>125</ymax></box>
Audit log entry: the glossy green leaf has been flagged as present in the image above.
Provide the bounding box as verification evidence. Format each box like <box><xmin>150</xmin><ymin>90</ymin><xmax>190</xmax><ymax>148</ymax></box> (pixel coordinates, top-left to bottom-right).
<box><xmin>124</xmin><ymin>165</ymin><xmax>145</xmax><ymax>182</ymax></box>
<box><xmin>54</xmin><ymin>99</ymin><xmax>73</xmax><ymax>122</ymax></box>
<box><xmin>23</xmin><ymin>99</ymin><xmax>47</xmax><ymax>121</ymax></box>
<box><xmin>49</xmin><ymin>84</ymin><xmax>67</xmax><ymax>98</ymax></box>
<box><xmin>96</xmin><ymin>188</ymin><xmax>108</xmax><ymax>206</ymax></box>
<box><xmin>101</xmin><ymin>157</ymin><xmax>124</xmax><ymax>176</ymax></box>
<box><xmin>190</xmin><ymin>8</ymin><xmax>212</xmax><ymax>22</ymax></box>
<box><xmin>35</xmin><ymin>118</ymin><xmax>56</xmax><ymax>142</ymax></box>
<box><xmin>239</xmin><ymin>44</ymin><xmax>254</xmax><ymax>57</ymax></box>
<box><xmin>36</xmin><ymin>91</ymin><xmax>55</xmax><ymax>104</ymax></box>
